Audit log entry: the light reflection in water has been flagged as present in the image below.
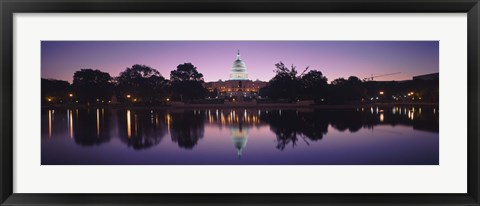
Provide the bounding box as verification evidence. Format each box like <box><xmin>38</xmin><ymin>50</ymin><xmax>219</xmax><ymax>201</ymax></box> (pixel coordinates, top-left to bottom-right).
<box><xmin>69</xmin><ymin>109</ymin><xmax>73</xmax><ymax>139</ymax></box>
<box><xmin>48</xmin><ymin>110</ymin><xmax>52</xmax><ymax>138</ymax></box>
<box><xmin>166</xmin><ymin>112</ymin><xmax>171</xmax><ymax>133</ymax></box>
<box><xmin>127</xmin><ymin>110</ymin><xmax>131</xmax><ymax>139</ymax></box>
<box><xmin>96</xmin><ymin>109</ymin><xmax>100</xmax><ymax>137</ymax></box>
<box><xmin>231</xmin><ymin>127</ymin><xmax>248</xmax><ymax>157</ymax></box>
<box><xmin>134</xmin><ymin>114</ymin><xmax>138</xmax><ymax>136</ymax></box>
<box><xmin>42</xmin><ymin>107</ymin><xmax>439</xmax><ymax>165</ymax></box>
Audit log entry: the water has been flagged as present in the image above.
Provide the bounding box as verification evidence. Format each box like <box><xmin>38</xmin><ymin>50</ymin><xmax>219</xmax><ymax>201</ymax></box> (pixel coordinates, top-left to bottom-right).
<box><xmin>41</xmin><ymin>107</ymin><xmax>439</xmax><ymax>165</ymax></box>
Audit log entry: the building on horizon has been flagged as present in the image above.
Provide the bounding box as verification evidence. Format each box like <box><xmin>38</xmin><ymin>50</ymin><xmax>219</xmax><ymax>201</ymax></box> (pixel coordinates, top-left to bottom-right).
<box><xmin>413</xmin><ymin>72</ymin><xmax>439</xmax><ymax>81</ymax></box>
<box><xmin>205</xmin><ymin>50</ymin><xmax>267</xmax><ymax>100</ymax></box>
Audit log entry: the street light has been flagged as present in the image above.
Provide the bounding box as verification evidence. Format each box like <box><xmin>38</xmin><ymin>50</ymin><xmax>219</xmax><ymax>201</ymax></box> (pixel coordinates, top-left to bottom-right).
<box><xmin>379</xmin><ymin>91</ymin><xmax>384</xmax><ymax>95</ymax></box>
<box><xmin>126</xmin><ymin>94</ymin><xmax>131</xmax><ymax>98</ymax></box>
<box><xmin>166</xmin><ymin>98</ymin><xmax>170</xmax><ymax>102</ymax></box>
<box><xmin>68</xmin><ymin>93</ymin><xmax>73</xmax><ymax>97</ymax></box>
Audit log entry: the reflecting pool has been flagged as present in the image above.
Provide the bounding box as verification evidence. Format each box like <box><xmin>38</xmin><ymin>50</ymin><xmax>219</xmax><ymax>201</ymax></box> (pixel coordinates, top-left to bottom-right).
<box><xmin>41</xmin><ymin>107</ymin><xmax>439</xmax><ymax>165</ymax></box>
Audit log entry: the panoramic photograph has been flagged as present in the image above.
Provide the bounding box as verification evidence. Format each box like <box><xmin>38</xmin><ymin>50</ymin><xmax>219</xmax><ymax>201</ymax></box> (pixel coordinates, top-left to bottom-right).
<box><xmin>41</xmin><ymin>41</ymin><xmax>439</xmax><ymax>165</ymax></box>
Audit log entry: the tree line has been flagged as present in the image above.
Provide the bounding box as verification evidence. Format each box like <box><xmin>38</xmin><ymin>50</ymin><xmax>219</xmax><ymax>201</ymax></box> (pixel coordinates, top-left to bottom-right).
<box><xmin>42</xmin><ymin>61</ymin><xmax>439</xmax><ymax>105</ymax></box>
<box><xmin>259</xmin><ymin>62</ymin><xmax>439</xmax><ymax>104</ymax></box>
<box><xmin>42</xmin><ymin>63</ymin><xmax>207</xmax><ymax>105</ymax></box>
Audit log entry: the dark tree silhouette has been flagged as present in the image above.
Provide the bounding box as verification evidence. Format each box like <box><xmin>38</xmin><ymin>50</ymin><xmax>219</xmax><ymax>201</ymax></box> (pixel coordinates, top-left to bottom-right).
<box><xmin>116</xmin><ymin>64</ymin><xmax>168</xmax><ymax>103</ymax></box>
<box><xmin>261</xmin><ymin>62</ymin><xmax>306</xmax><ymax>101</ymax></box>
<box><xmin>72</xmin><ymin>69</ymin><xmax>114</xmax><ymax>104</ymax></box>
<box><xmin>301</xmin><ymin>70</ymin><xmax>328</xmax><ymax>102</ymax></box>
<box><xmin>41</xmin><ymin>78</ymin><xmax>71</xmax><ymax>103</ymax></box>
<box><xmin>170</xmin><ymin>62</ymin><xmax>204</xmax><ymax>82</ymax></box>
<box><xmin>327</xmin><ymin>76</ymin><xmax>366</xmax><ymax>104</ymax></box>
<box><xmin>170</xmin><ymin>63</ymin><xmax>207</xmax><ymax>102</ymax></box>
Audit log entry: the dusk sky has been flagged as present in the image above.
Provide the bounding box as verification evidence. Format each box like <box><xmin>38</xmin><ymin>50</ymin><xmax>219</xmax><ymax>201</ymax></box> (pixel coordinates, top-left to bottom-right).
<box><xmin>41</xmin><ymin>41</ymin><xmax>438</xmax><ymax>83</ymax></box>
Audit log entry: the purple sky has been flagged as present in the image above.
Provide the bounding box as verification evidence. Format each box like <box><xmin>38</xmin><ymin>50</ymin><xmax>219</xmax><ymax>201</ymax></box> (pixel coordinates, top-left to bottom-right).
<box><xmin>41</xmin><ymin>41</ymin><xmax>438</xmax><ymax>83</ymax></box>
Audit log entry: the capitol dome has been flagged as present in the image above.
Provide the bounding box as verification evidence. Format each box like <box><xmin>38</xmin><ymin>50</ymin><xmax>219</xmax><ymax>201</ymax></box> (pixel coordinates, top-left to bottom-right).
<box><xmin>230</xmin><ymin>50</ymin><xmax>249</xmax><ymax>80</ymax></box>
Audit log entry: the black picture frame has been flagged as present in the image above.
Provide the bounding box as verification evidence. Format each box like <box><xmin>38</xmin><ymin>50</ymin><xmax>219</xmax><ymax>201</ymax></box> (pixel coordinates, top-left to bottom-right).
<box><xmin>1</xmin><ymin>0</ymin><xmax>479</xmax><ymax>205</ymax></box>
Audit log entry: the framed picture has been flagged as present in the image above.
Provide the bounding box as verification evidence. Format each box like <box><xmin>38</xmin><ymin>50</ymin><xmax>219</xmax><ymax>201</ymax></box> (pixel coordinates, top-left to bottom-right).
<box><xmin>1</xmin><ymin>0</ymin><xmax>479</xmax><ymax>205</ymax></box>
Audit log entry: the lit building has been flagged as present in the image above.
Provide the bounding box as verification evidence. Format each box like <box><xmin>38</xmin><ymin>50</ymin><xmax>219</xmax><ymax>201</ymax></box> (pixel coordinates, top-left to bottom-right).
<box><xmin>205</xmin><ymin>50</ymin><xmax>268</xmax><ymax>99</ymax></box>
<box><xmin>230</xmin><ymin>50</ymin><xmax>249</xmax><ymax>80</ymax></box>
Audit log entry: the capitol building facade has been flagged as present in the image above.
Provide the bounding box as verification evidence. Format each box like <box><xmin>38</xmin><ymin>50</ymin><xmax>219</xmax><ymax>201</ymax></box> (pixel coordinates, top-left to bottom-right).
<box><xmin>205</xmin><ymin>50</ymin><xmax>267</xmax><ymax>100</ymax></box>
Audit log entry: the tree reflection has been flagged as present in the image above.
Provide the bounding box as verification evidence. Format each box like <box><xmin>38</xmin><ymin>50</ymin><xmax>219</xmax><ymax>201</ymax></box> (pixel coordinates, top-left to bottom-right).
<box><xmin>72</xmin><ymin>109</ymin><xmax>111</xmax><ymax>146</ymax></box>
<box><xmin>43</xmin><ymin>106</ymin><xmax>438</xmax><ymax>153</ymax></box>
<box><xmin>117</xmin><ymin>109</ymin><xmax>167</xmax><ymax>150</ymax></box>
<box><xmin>329</xmin><ymin>110</ymin><xmax>367</xmax><ymax>132</ymax></box>
<box><xmin>258</xmin><ymin>107</ymin><xmax>438</xmax><ymax>150</ymax></box>
<box><xmin>170</xmin><ymin>110</ymin><xmax>205</xmax><ymax>149</ymax></box>
<box><xmin>260</xmin><ymin>110</ymin><xmax>329</xmax><ymax>150</ymax></box>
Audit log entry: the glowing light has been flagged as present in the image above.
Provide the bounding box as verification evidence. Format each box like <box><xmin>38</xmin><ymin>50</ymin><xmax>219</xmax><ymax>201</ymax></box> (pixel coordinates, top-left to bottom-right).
<box><xmin>380</xmin><ymin>113</ymin><xmax>384</xmax><ymax>122</ymax></box>
<box><xmin>68</xmin><ymin>93</ymin><xmax>73</xmax><ymax>97</ymax></box>
<box><xmin>379</xmin><ymin>91</ymin><xmax>384</xmax><ymax>95</ymax></box>
<box><xmin>126</xmin><ymin>94</ymin><xmax>131</xmax><ymax>98</ymax></box>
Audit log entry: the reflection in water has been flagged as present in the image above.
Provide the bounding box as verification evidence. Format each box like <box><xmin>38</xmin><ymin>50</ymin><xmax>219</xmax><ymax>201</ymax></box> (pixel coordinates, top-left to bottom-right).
<box><xmin>170</xmin><ymin>111</ymin><xmax>205</xmax><ymax>149</ymax></box>
<box><xmin>231</xmin><ymin>127</ymin><xmax>248</xmax><ymax>157</ymax></box>
<box><xmin>42</xmin><ymin>106</ymin><xmax>439</xmax><ymax>165</ymax></box>
<box><xmin>118</xmin><ymin>110</ymin><xmax>166</xmax><ymax>150</ymax></box>
<box><xmin>127</xmin><ymin>110</ymin><xmax>131</xmax><ymax>139</ymax></box>
<box><xmin>96</xmin><ymin>109</ymin><xmax>100</xmax><ymax>137</ymax></box>
<box><xmin>48</xmin><ymin>110</ymin><xmax>53</xmax><ymax>138</ymax></box>
<box><xmin>68</xmin><ymin>109</ymin><xmax>73</xmax><ymax>139</ymax></box>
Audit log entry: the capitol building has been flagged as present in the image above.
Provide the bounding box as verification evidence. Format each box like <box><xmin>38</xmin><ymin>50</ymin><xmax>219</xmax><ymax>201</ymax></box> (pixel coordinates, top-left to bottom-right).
<box><xmin>205</xmin><ymin>50</ymin><xmax>267</xmax><ymax>100</ymax></box>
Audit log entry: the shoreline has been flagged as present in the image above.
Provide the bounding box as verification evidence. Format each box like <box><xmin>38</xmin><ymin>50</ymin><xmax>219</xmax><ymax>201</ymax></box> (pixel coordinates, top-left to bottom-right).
<box><xmin>42</xmin><ymin>102</ymin><xmax>439</xmax><ymax>110</ymax></box>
